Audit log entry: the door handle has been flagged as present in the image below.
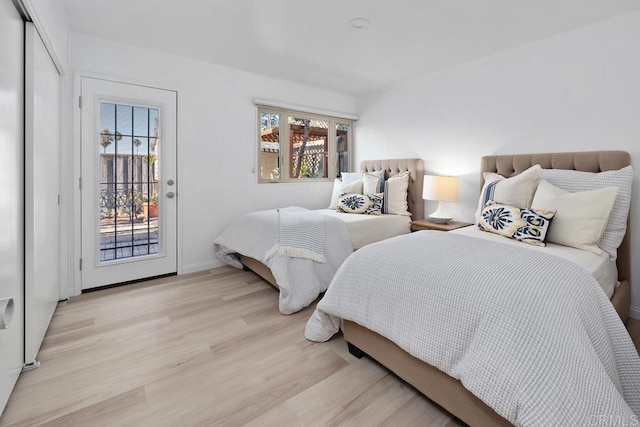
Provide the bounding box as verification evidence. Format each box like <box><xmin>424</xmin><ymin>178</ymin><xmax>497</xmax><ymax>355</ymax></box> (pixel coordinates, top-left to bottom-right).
<box><xmin>167</xmin><ymin>192</ymin><xmax>175</xmax><ymax>199</ymax></box>
<box><xmin>0</xmin><ymin>297</ymin><xmax>14</xmax><ymax>329</ymax></box>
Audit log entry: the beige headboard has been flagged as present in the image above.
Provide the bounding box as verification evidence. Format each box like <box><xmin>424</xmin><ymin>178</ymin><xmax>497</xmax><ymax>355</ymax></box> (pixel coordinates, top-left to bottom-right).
<box><xmin>480</xmin><ymin>150</ymin><xmax>631</xmax><ymax>284</ymax></box>
<box><xmin>360</xmin><ymin>158</ymin><xmax>424</xmax><ymax>220</ymax></box>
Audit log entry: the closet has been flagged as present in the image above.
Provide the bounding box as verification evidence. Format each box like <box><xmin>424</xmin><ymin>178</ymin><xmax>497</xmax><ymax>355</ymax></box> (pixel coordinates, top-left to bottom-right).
<box><xmin>0</xmin><ymin>1</ymin><xmax>62</xmax><ymax>415</ymax></box>
<box><xmin>0</xmin><ymin>0</ymin><xmax>26</xmax><ymax>413</ymax></box>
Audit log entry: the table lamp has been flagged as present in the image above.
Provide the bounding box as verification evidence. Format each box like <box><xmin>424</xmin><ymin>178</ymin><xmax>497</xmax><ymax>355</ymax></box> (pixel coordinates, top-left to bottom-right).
<box><xmin>422</xmin><ymin>175</ymin><xmax>459</xmax><ymax>223</ymax></box>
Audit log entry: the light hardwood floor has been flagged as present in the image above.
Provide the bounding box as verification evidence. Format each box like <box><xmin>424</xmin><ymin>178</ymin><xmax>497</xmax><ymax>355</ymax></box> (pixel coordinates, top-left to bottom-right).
<box><xmin>1</xmin><ymin>268</ymin><xmax>639</xmax><ymax>427</ymax></box>
<box><xmin>0</xmin><ymin>268</ymin><xmax>461</xmax><ymax>427</ymax></box>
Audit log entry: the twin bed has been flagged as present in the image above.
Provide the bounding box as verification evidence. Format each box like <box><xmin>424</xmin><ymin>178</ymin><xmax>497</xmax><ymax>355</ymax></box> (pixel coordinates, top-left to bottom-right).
<box><xmin>306</xmin><ymin>151</ymin><xmax>637</xmax><ymax>426</ymax></box>
<box><xmin>216</xmin><ymin>151</ymin><xmax>639</xmax><ymax>425</ymax></box>
<box><xmin>215</xmin><ymin>158</ymin><xmax>424</xmax><ymax>313</ymax></box>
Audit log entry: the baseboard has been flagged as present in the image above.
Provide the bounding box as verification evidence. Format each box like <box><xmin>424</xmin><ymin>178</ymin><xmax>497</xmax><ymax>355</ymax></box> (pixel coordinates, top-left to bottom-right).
<box><xmin>180</xmin><ymin>259</ymin><xmax>223</xmax><ymax>274</ymax></box>
<box><xmin>629</xmin><ymin>305</ymin><xmax>640</xmax><ymax>320</ymax></box>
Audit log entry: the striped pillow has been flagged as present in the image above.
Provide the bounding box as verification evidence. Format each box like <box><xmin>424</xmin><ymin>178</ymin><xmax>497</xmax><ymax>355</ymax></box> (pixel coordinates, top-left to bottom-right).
<box><xmin>542</xmin><ymin>166</ymin><xmax>632</xmax><ymax>259</ymax></box>
<box><xmin>383</xmin><ymin>171</ymin><xmax>410</xmax><ymax>216</ymax></box>
<box><xmin>363</xmin><ymin>171</ymin><xmax>385</xmax><ymax>194</ymax></box>
<box><xmin>475</xmin><ymin>165</ymin><xmax>542</xmax><ymax>224</ymax></box>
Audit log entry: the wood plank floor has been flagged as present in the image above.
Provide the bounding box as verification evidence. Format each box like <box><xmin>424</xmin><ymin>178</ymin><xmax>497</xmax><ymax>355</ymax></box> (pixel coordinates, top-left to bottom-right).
<box><xmin>0</xmin><ymin>268</ymin><xmax>461</xmax><ymax>427</ymax></box>
<box><xmin>2</xmin><ymin>268</ymin><xmax>639</xmax><ymax>427</ymax></box>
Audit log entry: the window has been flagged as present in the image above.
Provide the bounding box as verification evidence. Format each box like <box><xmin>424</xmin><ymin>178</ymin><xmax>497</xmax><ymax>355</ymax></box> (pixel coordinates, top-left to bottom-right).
<box><xmin>258</xmin><ymin>106</ymin><xmax>353</xmax><ymax>182</ymax></box>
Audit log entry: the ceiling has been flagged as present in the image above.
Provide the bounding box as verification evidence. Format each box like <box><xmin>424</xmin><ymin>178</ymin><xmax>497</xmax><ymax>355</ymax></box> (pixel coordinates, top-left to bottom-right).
<box><xmin>62</xmin><ymin>0</ymin><xmax>640</xmax><ymax>95</ymax></box>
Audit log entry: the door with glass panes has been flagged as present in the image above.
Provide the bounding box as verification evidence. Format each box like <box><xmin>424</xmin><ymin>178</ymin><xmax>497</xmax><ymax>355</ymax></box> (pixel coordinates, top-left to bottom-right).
<box><xmin>80</xmin><ymin>77</ymin><xmax>177</xmax><ymax>289</ymax></box>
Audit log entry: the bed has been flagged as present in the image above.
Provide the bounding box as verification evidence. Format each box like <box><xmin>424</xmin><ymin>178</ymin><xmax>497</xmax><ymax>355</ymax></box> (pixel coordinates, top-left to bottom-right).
<box><xmin>306</xmin><ymin>151</ymin><xmax>638</xmax><ymax>426</ymax></box>
<box><xmin>215</xmin><ymin>158</ymin><xmax>424</xmax><ymax>313</ymax></box>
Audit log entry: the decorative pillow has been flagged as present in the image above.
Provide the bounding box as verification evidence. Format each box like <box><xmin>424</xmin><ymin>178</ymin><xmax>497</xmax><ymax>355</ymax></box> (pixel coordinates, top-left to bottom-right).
<box><xmin>362</xmin><ymin>171</ymin><xmax>385</xmax><ymax>194</ymax></box>
<box><xmin>328</xmin><ymin>179</ymin><xmax>363</xmax><ymax>209</ymax></box>
<box><xmin>383</xmin><ymin>171</ymin><xmax>411</xmax><ymax>216</ymax></box>
<box><xmin>341</xmin><ymin>172</ymin><xmax>363</xmax><ymax>185</ymax></box>
<box><xmin>475</xmin><ymin>165</ymin><xmax>543</xmax><ymax>224</ymax></box>
<box><xmin>337</xmin><ymin>193</ymin><xmax>383</xmax><ymax>215</ymax></box>
<box><xmin>542</xmin><ymin>166</ymin><xmax>632</xmax><ymax>259</ymax></box>
<box><xmin>531</xmin><ymin>180</ymin><xmax>618</xmax><ymax>254</ymax></box>
<box><xmin>365</xmin><ymin>169</ymin><xmax>386</xmax><ymax>179</ymax></box>
<box><xmin>478</xmin><ymin>202</ymin><xmax>556</xmax><ymax>246</ymax></box>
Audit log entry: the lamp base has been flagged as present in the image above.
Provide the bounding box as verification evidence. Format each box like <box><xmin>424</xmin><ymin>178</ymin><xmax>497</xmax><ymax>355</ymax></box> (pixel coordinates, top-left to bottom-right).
<box><xmin>428</xmin><ymin>215</ymin><xmax>453</xmax><ymax>224</ymax></box>
<box><xmin>428</xmin><ymin>203</ymin><xmax>453</xmax><ymax>224</ymax></box>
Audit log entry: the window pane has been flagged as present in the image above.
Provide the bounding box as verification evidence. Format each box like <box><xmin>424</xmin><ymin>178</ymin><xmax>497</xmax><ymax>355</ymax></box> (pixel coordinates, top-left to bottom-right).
<box><xmin>133</xmin><ymin>106</ymin><xmax>149</xmax><ymax>137</ymax></box>
<box><xmin>115</xmin><ymin>104</ymin><xmax>133</xmax><ymax>136</ymax></box>
<box><xmin>259</xmin><ymin>112</ymin><xmax>280</xmax><ymax>180</ymax></box>
<box><xmin>336</xmin><ymin>123</ymin><xmax>351</xmax><ymax>178</ymax></box>
<box><xmin>289</xmin><ymin>117</ymin><xmax>328</xmax><ymax>179</ymax></box>
<box><xmin>100</xmin><ymin>103</ymin><xmax>116</xmax><ymax>135</ymax></box>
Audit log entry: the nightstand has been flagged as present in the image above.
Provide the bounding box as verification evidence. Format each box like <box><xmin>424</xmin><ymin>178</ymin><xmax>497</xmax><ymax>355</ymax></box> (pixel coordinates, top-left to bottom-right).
<box><xmin>411</xmin><ymin>219</ymin><xmax>473</xmax><ymax>232</ymax></box>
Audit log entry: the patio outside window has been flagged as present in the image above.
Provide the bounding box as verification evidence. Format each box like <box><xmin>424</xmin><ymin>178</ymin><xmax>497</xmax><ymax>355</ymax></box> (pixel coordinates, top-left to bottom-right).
<box><xmin>258</xmin><ymin>106</ymin><xmax>353</xmax><ymax>183</ymax></box>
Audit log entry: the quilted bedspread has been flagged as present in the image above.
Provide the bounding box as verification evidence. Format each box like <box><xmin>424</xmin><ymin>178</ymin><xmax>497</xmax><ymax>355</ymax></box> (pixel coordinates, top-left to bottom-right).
<box><xmin>305</xmin><ymin>231</ymin><xmax>640</xmax><ymax>426</ymax></box>
<box><xmin>214</xmin><ymin>207</ymin><xmax>352</xmax><ymax>314</ymax></box>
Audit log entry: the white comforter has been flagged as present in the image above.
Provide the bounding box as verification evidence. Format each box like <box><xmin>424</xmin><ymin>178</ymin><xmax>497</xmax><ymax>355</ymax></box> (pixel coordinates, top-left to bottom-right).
<box><xmin>214</xmin><ymin>207</ymin><xmax>352</xmax><ymax>314</ymax></box>
<box><xmin>306</xmin><ymin>231</ymin><xmax>640</xmax><ymax>426</ymax></box>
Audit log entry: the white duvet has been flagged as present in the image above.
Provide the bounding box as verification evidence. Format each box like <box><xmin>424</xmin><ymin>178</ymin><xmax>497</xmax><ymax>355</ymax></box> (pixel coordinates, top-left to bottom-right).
<box><xmin>306</xmin><ymin>231</ymin><xmax>640</xmax><ymax>426</ymax></box>
<box><xmin>214</xmin><ymin>207</ymin><xmax>352</xmax><ymax>314</ymax></box>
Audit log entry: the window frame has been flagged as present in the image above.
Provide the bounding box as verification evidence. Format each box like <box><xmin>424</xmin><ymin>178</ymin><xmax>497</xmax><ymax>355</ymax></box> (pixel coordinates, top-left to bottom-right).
<box><xmin>257</xmin><ymin>105</ymin><xmax>353</xmax><ymax>183</ymax></box>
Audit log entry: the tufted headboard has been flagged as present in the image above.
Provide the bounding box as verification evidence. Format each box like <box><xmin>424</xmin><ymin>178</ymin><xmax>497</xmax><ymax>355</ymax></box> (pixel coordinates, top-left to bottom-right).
<box><xmin>360</xmin><ymin>158</ymin><xmax>424</xmax><ymax>220</ymax></box>
<box><xmin>480</xmin><ymin>150</ymin><xmax>631</xmax><ymax>286</ymax></box>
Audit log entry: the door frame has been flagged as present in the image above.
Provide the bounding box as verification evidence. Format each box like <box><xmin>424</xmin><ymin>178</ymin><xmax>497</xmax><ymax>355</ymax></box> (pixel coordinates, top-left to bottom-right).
<box><xmin>69</xmin><ymin>71</ymin><xmax>183</xmax><ymax>297</ymax></box>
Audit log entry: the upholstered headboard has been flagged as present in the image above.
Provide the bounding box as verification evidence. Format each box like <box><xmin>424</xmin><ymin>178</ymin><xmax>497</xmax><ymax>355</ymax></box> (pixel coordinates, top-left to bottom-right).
<box><xmin>360</xmin><ymin>158</ymin><xmax>425</xmax><ymax>220</ymax></box>
<box><xmin>480</xmin><ymin>150</ymin><xmax>631</xmax><ymax>286</ymax></box>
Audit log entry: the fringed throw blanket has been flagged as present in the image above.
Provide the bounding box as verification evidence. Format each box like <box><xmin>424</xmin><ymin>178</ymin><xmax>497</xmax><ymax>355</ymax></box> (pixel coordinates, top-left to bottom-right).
<box><xmin>264</xmin><ymin>209</ymin><xmax>326</xmax><ymax>263</ymax></box>
<box><xmin>214</xmin><ymin>207</ymin><xmax>352</xmax><ymax>314</ymax></box>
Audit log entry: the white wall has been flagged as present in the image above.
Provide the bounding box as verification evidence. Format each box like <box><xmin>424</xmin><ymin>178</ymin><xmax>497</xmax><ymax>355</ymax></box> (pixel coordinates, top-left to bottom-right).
<box><xmin>355</xmin><ymin>10</ymin><xmax>640</xmax><ymax>318</ymax></box>
<box><xmin>69</xmin><ymin>33</ymin><xmax>356</xmax><ymax>280</ymax></box>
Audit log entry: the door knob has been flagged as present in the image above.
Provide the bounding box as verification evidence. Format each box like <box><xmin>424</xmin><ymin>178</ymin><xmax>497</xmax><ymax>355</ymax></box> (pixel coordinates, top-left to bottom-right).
<box><xmin>167</xmin><ymin>179</ymin><xmax>174</xmax><ymax>186</ymax></box>
<box><xmin>167</xmin><ymin>192</ymin><xmax>175</xmax><ymax>199</ymax></box>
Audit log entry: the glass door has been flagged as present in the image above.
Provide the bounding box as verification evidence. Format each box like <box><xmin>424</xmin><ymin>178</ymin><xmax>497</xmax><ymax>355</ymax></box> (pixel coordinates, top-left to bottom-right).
<box><xmin>81</xmin><ymin>77</ymin><xmax>177</xmax><ymax>289</ymax></box>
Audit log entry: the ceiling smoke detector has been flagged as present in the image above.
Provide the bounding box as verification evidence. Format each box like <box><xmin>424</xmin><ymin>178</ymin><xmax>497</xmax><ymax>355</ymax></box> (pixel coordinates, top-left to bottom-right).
<box><xmin>349</xmin><ymin>18</ymin><xmax>371</xmax><ymax>30</ymax></box>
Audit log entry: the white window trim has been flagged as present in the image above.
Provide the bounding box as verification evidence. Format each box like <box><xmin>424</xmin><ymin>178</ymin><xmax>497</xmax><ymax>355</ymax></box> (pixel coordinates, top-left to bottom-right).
<box><xmin>257</xmin><ymin>105</ymin><xmax>353</xmax><ymax>184</ymax></box>
<box><xmin>253</xmin><ymin>98</ymin><xmax>358</xmax><ymax>121</ymax></box>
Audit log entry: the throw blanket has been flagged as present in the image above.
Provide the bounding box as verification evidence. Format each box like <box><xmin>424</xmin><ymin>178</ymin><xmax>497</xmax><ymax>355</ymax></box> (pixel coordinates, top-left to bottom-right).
<box><xmin>214</xmin><ymin>207</ymin><xmax>352</xmax><ymax>314</ymax></box>
<box><xmin>264</xmin><ymin>209</ymin><xmax>326</xmax><ymax>263</ymax></box>
<box><xmin>306</xmin><ymin>231</ymin><xmax>640</xmax><ymax>426</ymax></box>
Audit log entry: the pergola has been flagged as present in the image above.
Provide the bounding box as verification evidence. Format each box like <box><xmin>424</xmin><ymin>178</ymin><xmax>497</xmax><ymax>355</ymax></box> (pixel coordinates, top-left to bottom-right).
<box><xmin>260</xmin><ymin>120</ymin><xmax>348</xmax><ymax>178</ymax></box>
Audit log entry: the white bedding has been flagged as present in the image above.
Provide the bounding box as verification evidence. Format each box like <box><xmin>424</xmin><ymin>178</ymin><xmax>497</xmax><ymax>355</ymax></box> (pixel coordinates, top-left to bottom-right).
<box><xmin>306</xmin><ymin>231</ymin><xmax>640</xmax><ymax>426</ymax></box>
<box><xmin>316</xmin><ymin>209</ymin><xmax>411</xmax><ymax>249</ymax></box>
<box><xmin>214</xmin><ymin>207</ymin><xmax>352</xmax><ymax>314</ymax></box>
<box><xmin>452</xmin><ymin>226</ymin><xmax>619</xmax><ymax>298</ymax></box>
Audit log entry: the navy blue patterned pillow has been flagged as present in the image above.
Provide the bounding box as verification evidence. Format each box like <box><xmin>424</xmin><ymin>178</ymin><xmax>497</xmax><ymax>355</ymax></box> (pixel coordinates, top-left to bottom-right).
<box><xmin>338</xmin><ymin>193</ymin><xmax>383</xmax><ymax>215</ymax></box>
<box><xmin>478</xmin><ymin>202</ymin><xmax>556</xmax><ymax>246</ymax></box>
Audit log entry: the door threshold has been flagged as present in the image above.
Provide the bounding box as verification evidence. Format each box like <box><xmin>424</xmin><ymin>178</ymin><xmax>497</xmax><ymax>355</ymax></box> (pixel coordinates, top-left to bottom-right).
<box><xmin>81</xmin><ymin>272</ymin><xmax>177</xmax><ymax>293</ymax></box>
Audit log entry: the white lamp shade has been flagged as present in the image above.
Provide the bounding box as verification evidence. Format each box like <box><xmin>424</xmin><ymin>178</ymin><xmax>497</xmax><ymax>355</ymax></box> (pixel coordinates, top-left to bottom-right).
<box><xmin>422</xmin><ymin>175</ymin><xmax>459</xmax><ymax>202</ymax></box>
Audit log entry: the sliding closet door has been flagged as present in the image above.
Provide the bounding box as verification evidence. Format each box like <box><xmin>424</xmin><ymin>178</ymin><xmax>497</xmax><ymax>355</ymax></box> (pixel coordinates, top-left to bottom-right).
<box><xmin>25</xmin><ymin>22</ymin><xmax>60</xmax><ymax>365</ymax></box>
<box><xmin>0</xmin><ymin>0</ymin><xmax>25</xmax><ymax>416</ymax></box>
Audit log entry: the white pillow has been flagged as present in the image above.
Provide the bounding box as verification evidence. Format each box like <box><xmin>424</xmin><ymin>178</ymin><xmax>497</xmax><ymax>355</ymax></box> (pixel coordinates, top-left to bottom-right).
<box><xmin>531</xmin><ymin>180</ymin><xmax>618</xmax><ymax>254</ymax></box>
<box><xmin>365</xmin><ymin>170</ymin><xmax>386</xmax><ymax>179</ymax></box>
<box><xmin>542</xmin><ymin>166</ymin><xmax>632</xmax><ymax>259</ymax></box>
<box><xmin>341</xmin><ymin>172</ymin><xmax>362</xmax><ymax>185</ymax></box>
<box><xmin>363</xmin><ymin>171</ymin><xmax>385</xmax><ymax>194</ymax></box>
<box><xmin>475</xmin><ymin>165</ymin><xmax>543</xmax><ymax>224</ymax></box>
<box><xmin>328</xmin><ymin>179</ymin><xmax>363</xmax><ymax>209</ymax></box>
<box><xmin>383</xmin><ymin>171</ymin><xmax>411</xmax><ymax>216</ymax></box>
